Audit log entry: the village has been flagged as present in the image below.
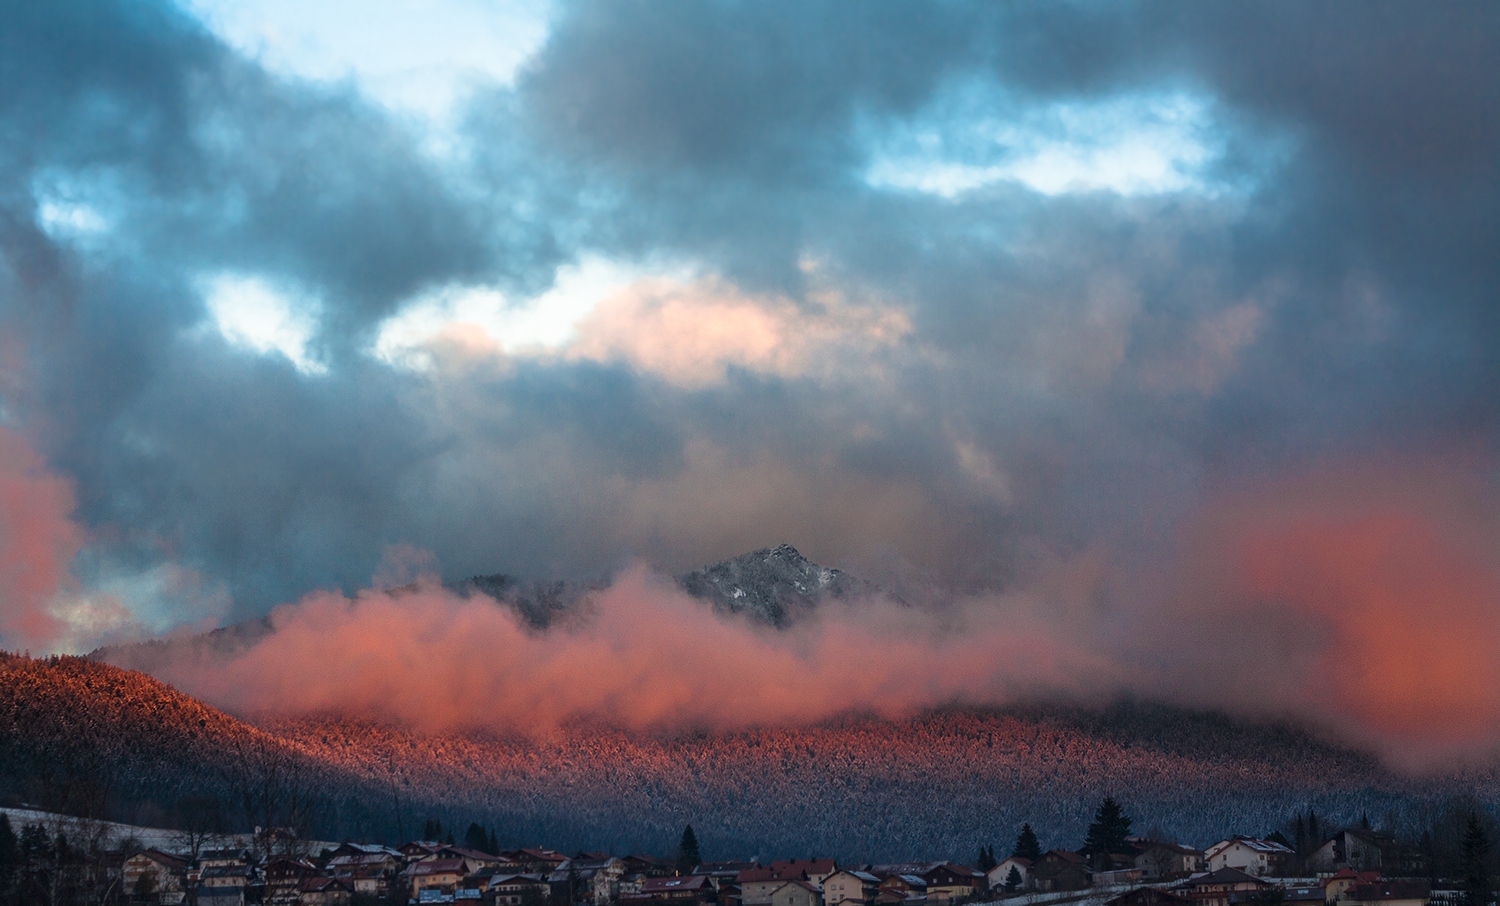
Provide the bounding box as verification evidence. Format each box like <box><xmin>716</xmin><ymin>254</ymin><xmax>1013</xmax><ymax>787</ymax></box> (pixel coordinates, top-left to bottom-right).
<box><xmin>2</xmin><ymin>799</ymin><xmax>1482</xmax><ymax>906</ymax></box>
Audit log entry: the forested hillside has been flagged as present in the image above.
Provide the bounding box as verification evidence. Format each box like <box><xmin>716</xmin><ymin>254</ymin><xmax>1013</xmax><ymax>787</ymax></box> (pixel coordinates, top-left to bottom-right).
<box><xmin>4</xmin><ymin>654</ymin><xmax>1497</xmax><ymax>861</ymax></box>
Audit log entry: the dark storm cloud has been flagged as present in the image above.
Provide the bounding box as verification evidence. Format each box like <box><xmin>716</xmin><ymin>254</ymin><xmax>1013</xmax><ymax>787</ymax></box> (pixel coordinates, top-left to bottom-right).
<box><xmin>0</xmin><ymin>0</ymin><xmax>1497</xmax><ymax>649</ymax></box>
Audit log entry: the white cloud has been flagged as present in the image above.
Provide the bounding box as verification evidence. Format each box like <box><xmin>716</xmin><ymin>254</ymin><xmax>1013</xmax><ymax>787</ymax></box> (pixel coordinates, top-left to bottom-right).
<box><xmin>36</xmin><ymin>200</ymin><xmax>110</xmax><ymax>237</ymax></box>
<box><xmin>372</xmin><ymin>256</ymin><xmax>666</xmax><ymax>370</ymax></box>
<box><xmin>866</xmin><ymin>90</ymin><xmax>1231</xmax><ymax>198</ymax></box>
<box><xmin>181</xmin><ymin>0</ymin><xmax>552</xmax><ymax>124</ymax></box>
<box><xmin>373</xmin><ymin>258</ymin><xmax>911</xmax><ymax>388</ymax></box>
<box><xmin>200</xmin><ymin>273</ymin><xmax>326</xmax><ymax>375</ymax></box>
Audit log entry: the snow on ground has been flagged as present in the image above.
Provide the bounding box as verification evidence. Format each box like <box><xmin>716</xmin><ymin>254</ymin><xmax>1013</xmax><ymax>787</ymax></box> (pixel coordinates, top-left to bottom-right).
<box><xmin>0</xmin><ymin>807</ymin><xmax>336</xmax><ymax>854</ymax></box>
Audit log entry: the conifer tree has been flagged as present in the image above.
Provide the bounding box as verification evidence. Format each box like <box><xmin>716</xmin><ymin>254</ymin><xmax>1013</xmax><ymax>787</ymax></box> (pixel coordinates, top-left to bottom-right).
<box><xmin>1004</xmin><ymin>865</ymin><xmax>1022</xmax><ymax>893</ymax></box>
<box><xmin>489</xmin><ymin>829</ymin><xmax>500</xmax><ymax>856</ymax></box>
<box><xmin>465</xmin><ymin>822</ymin><xmax>489</xmax><ymax>852</ymax></box>
<box><xmin>1463</xmin><ymin>812</ymin><xmax>1492</xmax><ymax>906</ymax></box>
<box><xmin>677</xmin><ymin>825</ymin><xmax>701</xmax><ymax>874</ymax></box>
<box><xmin>1083</xmin><ymin>797</ymin><xmax>1133</xmax><ymax>858</ymax></box>
<box><xmin>1013</xmin><ymin>824</ymin><xmax>1041</xmax><ymax>862</ymax></box>
<box><xmin>0</xmin><ymin>814</ymin><xmax>15</xmax><ymax>903</ymax></box>
<box><xmin>972</xmin><ymin>845</ymin><xmax>992</xmax><ymax>872</ymax></box>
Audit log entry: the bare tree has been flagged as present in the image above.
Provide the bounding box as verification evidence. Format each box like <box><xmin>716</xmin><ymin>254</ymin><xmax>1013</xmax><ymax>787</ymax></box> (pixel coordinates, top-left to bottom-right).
<box><xmin>220</xmin><ymin>734</ymin><xmax>316</xmax><ymax>861</ymax></box>
<box><xmin>170</xmin><ymin>795</ymin><xmax>229</xmax><ymax>861</ymax></box>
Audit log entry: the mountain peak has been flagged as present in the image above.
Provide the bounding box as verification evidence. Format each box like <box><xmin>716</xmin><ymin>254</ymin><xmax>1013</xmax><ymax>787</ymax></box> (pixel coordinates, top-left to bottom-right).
<box><xmin>675</xmin><ymin>543</ymin><xmax>873</xmax><ymax>627</ymax></box>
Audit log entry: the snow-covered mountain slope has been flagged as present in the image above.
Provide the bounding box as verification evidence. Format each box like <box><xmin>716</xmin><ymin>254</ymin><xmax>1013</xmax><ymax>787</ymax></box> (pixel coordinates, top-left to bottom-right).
<box><xmin>9</xmin><ymin>652</ymin><xmax>1500</xmax><ymax>861</ymax></box>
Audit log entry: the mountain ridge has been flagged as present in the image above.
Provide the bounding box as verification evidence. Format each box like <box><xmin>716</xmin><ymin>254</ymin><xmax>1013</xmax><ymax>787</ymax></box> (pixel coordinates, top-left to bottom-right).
<box><xmin>8</xmin><ymin>652</ymin><xmax>1498</xmax><ymax>861</ymax></box>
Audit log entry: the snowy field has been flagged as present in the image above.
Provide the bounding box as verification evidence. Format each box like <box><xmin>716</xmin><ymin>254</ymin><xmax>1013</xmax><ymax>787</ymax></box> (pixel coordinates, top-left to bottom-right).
<box><xmin>0</xmin><ymin>807</ymin><xmax>337</xmax><ymax>854</ymax></box>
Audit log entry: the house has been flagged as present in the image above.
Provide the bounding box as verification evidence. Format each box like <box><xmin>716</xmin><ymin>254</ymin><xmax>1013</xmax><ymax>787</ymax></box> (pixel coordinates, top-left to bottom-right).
<box><xmin>623</xmin><ymin>874</ymin><xmax>715</xmax><ymax>905</ymax></box>
<box><xmin>986</xmin><ymin>857</ymin><xmax>1031</xmax><ymax>892</ymax></box>
<box><xmin>772</xmin><ymin>881</ymin><xmax>823</xmax><ymax>906</ymax></box>
<box><xmin>621</xmin><ymin>855</ymin><xmax>676</xmax><ymax>879</ymax></box>
<box><xmin>1309</xmin><ymin>831</ymin><xmax>1395</xmax><ymax>874</ymax></box>
<box><xmin>263</xmin><ymin>858</ymin><xmax>319</xmax><ymax>906</ymax></box>
<box><xmin>198</xmin><ymin>864</ymin><xmax>253</xmax><ymax>890</ymax></box>
<box><xmin>921</xmin><ymin>864</ymin><xmax>983</xmax><ymax>902</ymax></box>
<box><xmin>824</xmin><ymin>870</ymin><xmax>881</xmax><ymax>906</ymax></box>
<box><xmin>696</xmin><ymin>862</ymin><xmax>762</xmax><ymax>891</ymax></box>
<box><xmin>407</xmin><ymin>859</ymin><xmax>482</xmax><ymax>898</ymax></box>
<box><xmin>1135</xmin><ymin>843</ymin><xmax>1206</xmax><ymax>880</ymax></box>
<box><xmin>773</xmin><ymin>861</ymin><xmax>838</xmax><ymax>888</ymax></box>
<box><xmin>548</xmin><ymin>857</ymin><xmax>622</xmax><ymax>905</ymax></box>
<box><xmin>1325</xmin><ymin>869</ymin><xmax>1383</xmax><ymax>901</ymax></box>
<box><xmin>1283</xmin><ymin>886</ymin><xmax>1331</xmax><ymax>906</ymax></box>
<box><xmin>326</xmin><ymin>842</ymin><xmax>401</xmax><ymax>861</ymax></box>
<box><xmin>298</xmin><ymin>876</ymin><xmax>355</xmax><ymax>906</ymax></box>
<box><xmin>1032</xmin><ymin>851</ymin><xmax>1091</xmax><ymax>893</ymax></box>
<box><xmin>742</xmin><ymin>863</ymin><xmax>835</xmax><ymax>906</ymax></box>
<box><xmin>427</xmin><ymin>846</ymin><xmax>503</xmax><ymax>868</ymax></box>
<box><xmin>741</xmin><ymin>869</ymin><xmax>788</xmax><ymax>906</ymax></box>
<box><xmin>503</xmin><ymin>848</ymin><xmax>570</xmax><ymax>875</ymax></box>
<box><xmin>198</xmin><ymin>849</ymin><xmax>251</xmax><ymax>871</ymax></box>
<box><xmin>1205</xmin><ymin>839</ymin><xmax>1294</xmax><ymax>877</ymax></box>
<box><xmin>327</xmin><ymin>852</ymin><xmax>399</xmax><ymax>897</ymax></box>
<box><xmin>124</xmin><ymin>850</ymin><xmax>189</xmax><ymax>902</ymax></box>
<box><xmin>1346</xmin><ymin>881</ymin><xmax>1430</xmax><ymax>906</ymax></box>
<box><xmin>489</xmin><ymin>873</ymin><xmax>551</xmax><ymax>906</ymax></box>
<box><xmin>875</xmin><ymin>874</ymin><xmax>927</xmax><ymax>904</ymax></box>
<box><xmin>1094</xmin><ymin>869</ymin><xmax>1145</xmax><ymax>886</ymax></box>
<box><xmin>579</xmin><ymin>856</ymin><xmax>627</xmax><ymax>905</ymax></box>
<box><xmin>1104</xmin><ymin>888</ymin><xmax>1195</xmax><ymax>906</ymax></box>
<box><xmin>1179</xmin><ymin>868</ymin><xmax>1270</xmax><ymax>906</ymax></box>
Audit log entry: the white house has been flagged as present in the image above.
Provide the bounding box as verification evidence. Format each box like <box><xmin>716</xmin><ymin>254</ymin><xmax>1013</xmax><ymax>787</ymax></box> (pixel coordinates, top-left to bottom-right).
<box><xmin>1204</xmin><ymin>839</ymin><xmax>1293</xmax><ymax>877</ymax></box>
<box><xmin>986</xmin><ymin>857</ymin><xmax>1032</xmax><ymax>892</ymax></box>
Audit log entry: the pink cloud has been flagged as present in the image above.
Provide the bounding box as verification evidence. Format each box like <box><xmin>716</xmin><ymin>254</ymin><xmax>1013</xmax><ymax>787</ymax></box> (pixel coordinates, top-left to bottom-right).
<box><xmin>0</xmin><ymin>426</ymin><xmax>85</xmax><ymax>649</ymax></box>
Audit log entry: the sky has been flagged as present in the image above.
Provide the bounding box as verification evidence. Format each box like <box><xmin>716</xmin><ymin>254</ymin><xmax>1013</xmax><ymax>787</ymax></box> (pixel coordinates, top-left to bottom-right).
<box><xmin>2</xmin><ymin>1</ymin><xmax>1499</xmax><ymax>761</ymax></box>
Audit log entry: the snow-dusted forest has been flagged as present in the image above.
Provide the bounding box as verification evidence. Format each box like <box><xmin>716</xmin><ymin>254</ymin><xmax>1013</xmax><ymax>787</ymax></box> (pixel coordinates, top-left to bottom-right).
<box><xmin>3</xmin><ymin>654</ymin><xmax>1497</xmax><ymax>863</ymax></box>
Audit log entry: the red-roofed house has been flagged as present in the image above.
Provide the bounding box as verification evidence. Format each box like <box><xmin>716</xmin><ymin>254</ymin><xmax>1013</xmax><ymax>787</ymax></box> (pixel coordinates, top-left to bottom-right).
<box><xmin>1326</xmin><ymin>869</ymin><xmax>1384</xmax><ymax>901</ymax></box>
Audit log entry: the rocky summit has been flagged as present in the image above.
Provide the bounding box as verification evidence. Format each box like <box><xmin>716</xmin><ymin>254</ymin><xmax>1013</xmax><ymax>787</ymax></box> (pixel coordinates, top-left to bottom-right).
<box><xmin>674</xmin><ymin>543</ymin><xmax>875</xmax><ymax>627</ymax></box>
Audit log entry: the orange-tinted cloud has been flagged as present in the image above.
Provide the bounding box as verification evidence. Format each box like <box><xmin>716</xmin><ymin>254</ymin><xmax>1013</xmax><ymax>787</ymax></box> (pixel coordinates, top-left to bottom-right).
<box><xmin>122</xmin><ymin>564</ymin><xmax>1131</xmax><ymax>734</ymax></box>
<box><xmin>1166</xmin><ymin>455</ymin><xmax>1500</xmax><ymax>767</ymax></box>
<box><xmin>0</xmin><ymin>426</ymin><xmax>86</xmax><ymax>649</ymax></box>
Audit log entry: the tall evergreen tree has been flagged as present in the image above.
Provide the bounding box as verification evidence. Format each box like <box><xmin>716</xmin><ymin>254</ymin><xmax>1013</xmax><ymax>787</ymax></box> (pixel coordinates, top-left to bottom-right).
<box><xmin>489</xmin><ymin>829</ymin><xmax>500</xmax><ymax>856</ymax></box>
<box><xmin>17</xmin><ymin>824</ymin><xmax>49</xmax><ymax>904</ymax></box>
<box><xmin>1295</xmin><ymin>816</ymin><xmax>1307</xmax><ymax>856</ymax></box>
<box><xmin>0</xmin><ymin>814</ymin><xmax>16</xmax><ymax>903</ymax></box>
<box><xmin>677</xmin><ymin>825</ymin><xmax>701</xmax><ymax>874</ymax></box>
<box><xmin>465</xmin><ymin>822</ymin><xmax>489</xmax><ymax>852</ymax></box>
<box><xmin>1463</xmin><ymin>812</ymin><xmax>1492</xmax><ymax>906</ymax></box>
<box><xmin>1083</xmin><ymin>797</ymin><xmax>1133</xmax><ymax>858</ymax></box>
<box><xmin>1309</xmin><ymin>812</ymin><xmax>1320</xmax><ymax>846</ymax></box>
<box><xmin>976</xmin><ymin>845</ymin><xmax>997</xmax><ymax>873</ymax></box>
<box><xmin>1013</xmin><ymin>824</ymin><xmax>1041</xmax><ymax>862</ymax></box>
